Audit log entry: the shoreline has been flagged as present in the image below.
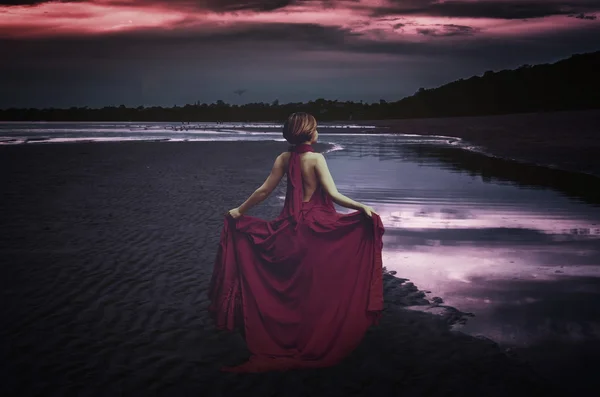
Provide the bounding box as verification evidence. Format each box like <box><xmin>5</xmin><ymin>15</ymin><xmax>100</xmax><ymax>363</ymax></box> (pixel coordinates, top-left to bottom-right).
<box><xmin>3</xmin><ymin>109</ymin><xmax>598</xmax><ymax>180</ymax></box>
<box><xmin>4</xmin><ymin>121</ymin><xmax>599</xmax><ymax>207</ymax></box>
<box><xmin>352</xmin><ymin>109</ymin><xmax>600</xmax><ymax>178</ymax></box>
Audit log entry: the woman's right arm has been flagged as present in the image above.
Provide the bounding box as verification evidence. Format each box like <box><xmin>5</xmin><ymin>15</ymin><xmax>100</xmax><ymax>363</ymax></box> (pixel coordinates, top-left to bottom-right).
<box><xmin>314</xmin><ymin>153</ymin><xmax>365</xmax><ymax>211</ymax></box>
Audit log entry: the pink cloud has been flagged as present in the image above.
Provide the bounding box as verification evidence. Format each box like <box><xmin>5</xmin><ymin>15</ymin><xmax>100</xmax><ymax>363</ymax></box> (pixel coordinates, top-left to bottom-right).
<box><xmin>0</xmin><ymin>0</ymin><xmax>597</xmax><ymax>40</ymax></box>
<box><xmin>0</xmin><ymin>1</ymin><xmax>191</xmax><ymax>38</ymax></box>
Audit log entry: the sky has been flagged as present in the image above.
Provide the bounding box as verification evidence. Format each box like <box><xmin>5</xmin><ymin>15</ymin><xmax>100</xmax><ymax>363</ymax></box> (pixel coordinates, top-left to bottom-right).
<box><xmin>1</xmin><ymin>0</ymin><xmax>599</xmax><ymax>108</ymax></box>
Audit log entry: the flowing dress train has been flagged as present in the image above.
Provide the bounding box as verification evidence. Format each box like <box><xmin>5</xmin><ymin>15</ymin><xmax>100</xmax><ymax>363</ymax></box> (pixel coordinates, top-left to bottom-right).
<box><xmin>208</xmin><ymin>143</ymin><xmax>385</xmax><ymax>372</ymax></box>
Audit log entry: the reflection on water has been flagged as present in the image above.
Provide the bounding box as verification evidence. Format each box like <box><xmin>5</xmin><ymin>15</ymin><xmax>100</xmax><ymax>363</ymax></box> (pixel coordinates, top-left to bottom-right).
<box><xmin>321</xmin><ymin>134</ymin><xmax>600</xmax><ymax>348</ymax></box>
<box><xmin>405</xmin><ymin>143</ymin><xmax>600</xmax><ymax>206</ymax></box>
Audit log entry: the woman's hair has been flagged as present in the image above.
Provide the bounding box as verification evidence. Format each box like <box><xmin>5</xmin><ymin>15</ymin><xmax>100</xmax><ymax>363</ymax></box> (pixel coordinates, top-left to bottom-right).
<box><xmin>282</xmin><ymin>112</ymin><xmax>317</xmax><ymax>145</ymax></box>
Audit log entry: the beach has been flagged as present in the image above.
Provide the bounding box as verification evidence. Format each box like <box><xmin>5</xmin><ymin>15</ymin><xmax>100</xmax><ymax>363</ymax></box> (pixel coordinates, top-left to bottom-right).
<box><xmin>359</xmin><ymin>109</ymin><xmax>600</xmax><ymax>177</ymax></box>
<box><xmin>0</xmin><ymin>140</ymin><xmax>564</xmax><ymax>397</ymax></box>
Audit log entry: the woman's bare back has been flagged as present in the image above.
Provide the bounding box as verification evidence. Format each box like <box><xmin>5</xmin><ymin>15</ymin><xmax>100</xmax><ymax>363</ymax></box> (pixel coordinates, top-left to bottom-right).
<box><xmin>281</xmin><ymin>151</ymin><xmax>320</xmax><ymax>203</ymax></box>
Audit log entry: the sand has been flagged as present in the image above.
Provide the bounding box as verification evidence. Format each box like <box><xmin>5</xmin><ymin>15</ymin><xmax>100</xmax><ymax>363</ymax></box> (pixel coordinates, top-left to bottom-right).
<box><xmin>0</xmin><ymin>141</ymin><xmax>561</xmax><ymax>397</ymax></box>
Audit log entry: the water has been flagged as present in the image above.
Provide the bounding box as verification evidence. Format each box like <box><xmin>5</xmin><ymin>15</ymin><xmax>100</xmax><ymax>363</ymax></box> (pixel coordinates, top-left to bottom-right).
<box><xmin>320</xmin><ymin>134</ymin><xmax>600</xmax><ymax>350</ymax></box>
<box><xmin>2</xmin><ymin>120</ymin><xmax>600</xmax><ymax>351</ymax></box>
<box><xmin>0</xmin><ymin>121</ymin><xmax>378</xmax><ymax>144</ymax></box>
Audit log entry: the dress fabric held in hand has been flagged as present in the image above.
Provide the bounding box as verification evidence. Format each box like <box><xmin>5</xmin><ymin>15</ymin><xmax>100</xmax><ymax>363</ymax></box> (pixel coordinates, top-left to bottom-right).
<box><xmin>208</xmin><ymin>143</ymin><xmax>385</xmax><ymax>372</ymax></box>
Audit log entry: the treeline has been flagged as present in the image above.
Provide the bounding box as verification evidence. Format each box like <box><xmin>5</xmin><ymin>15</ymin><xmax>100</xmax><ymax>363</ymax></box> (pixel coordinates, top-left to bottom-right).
<box><xmin>1</xmin><ymin>51</ymin><xmax>599</xmax><ymax>122</ymax></box>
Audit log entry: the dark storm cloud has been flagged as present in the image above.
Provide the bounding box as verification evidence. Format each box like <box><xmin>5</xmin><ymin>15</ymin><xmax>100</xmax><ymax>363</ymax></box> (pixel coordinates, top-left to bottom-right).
<box><xmin>174</xmin><ymin>0</ymin><xmax>297</xmax><ymax>12</ymax></box>
<box><xmin>131</xmin><ymin>0</ymin><xmax>359</xmax><ymax>13</ymax></box>
<box><xmin>2</xmin><ymin>20</ymin><xmax>598</xmax><ymax>64</ymax></box>
<box><xmin>0</xmin><ymin>0</ymin><xmax>80</xmax><ymax>4</ymax></box>
<box><xmin>0</xmin><ymin>23</ymin><xmax>440</xmax><ymax>64</ymax></box>
<box><xmin>0</xmin><ymin>0</ymin><xmax>43</xmax><ymax>4</ymax></box>
<box><xmin>0</xmin><ymin>0</ymin><xmax>300</xmax><ymax>11</ymax></box>
<box><xmin>569</xmin><ymin>13</ymin><xmax>598</xmax><ymax>19</ymax></box>
<box><xmin>0</xmin><ymin>24</ymin><xmax>362</xmax><ymax>68</ymax></box>
<box><xmin>372</xmin><ymin>0</ymin><xmax>600</xmax><ymax>19</ymax></box>
<box><xmin>4</xmin><ymin>0</ymin><xmax>598</xmax><ymax>19</ymax></box>
<box><xmin>417</xmin><ymin>24</ymin><xmax>478</xmax><ymax>37</ymax></box>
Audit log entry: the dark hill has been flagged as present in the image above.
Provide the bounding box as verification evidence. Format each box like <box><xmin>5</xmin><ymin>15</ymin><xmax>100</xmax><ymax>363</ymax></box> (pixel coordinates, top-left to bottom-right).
<box><xmin>388</xmin><ymin>51</ymin><xmax>600</xmax><ymax>119</ymax></box>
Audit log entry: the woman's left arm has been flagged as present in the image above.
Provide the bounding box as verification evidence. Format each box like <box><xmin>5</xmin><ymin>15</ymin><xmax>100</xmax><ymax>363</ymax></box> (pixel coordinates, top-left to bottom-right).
<box><xmin>231</xmin><ymin>153</ymin><xmax>286</xmax><ymax>216</ymax></box>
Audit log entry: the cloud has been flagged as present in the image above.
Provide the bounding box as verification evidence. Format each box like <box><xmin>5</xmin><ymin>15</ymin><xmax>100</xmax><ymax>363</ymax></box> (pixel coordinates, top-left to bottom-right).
<box><xmin>417</xmin><ymin>24</ymin><xmax>478</xmax><ymax>37</ymax></box>
<box><xmin>2</xmin><ymin>1</ymin><xmax>599</xmax><ymax>41</ymax></box>
<box><xmin>3</xmin><ymin>0</ymin><xmax>600</xmax><ymax>20</ymax></box>
<box><xmin>569</xmin><ymin>12</ymin><xmax>597</xmax><ymax>20</ymax></box>
<box><xmin>0</xmin><ymin>0</ymin><xmax>84</xmax><ymax>4</ymax></box>
<box><xmin>2</xmin><ymin>19</ymin><xmax>598</xmax><ymax>63</ymax></box>
<box><xmin>0</xmin><ymin>1</ymin><xmax>49</xmax><ymax>4</ymax></box>
<box><xmin>153</xmin><ymin>0</ymin><xmax>299</xmax><ymax>13</ymax></box>
<box><xmin>0</xmin><ymin>0</ymin><xmax>300</xmax><ymax>11</ymax></box>
<box><xmin>372</xmin><ymin>0</ymin><xmax>600</xmax><ymax>20</ymax></box>
<box><xmin>0</xmin><ymin>23</ymin><xmax>365</xmax><ymax>62</ymax></box>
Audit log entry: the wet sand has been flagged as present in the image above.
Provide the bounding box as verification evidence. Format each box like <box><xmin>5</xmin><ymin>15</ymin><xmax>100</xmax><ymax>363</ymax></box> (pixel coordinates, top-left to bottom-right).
<box><xmin>358</xmin><ymin>109</ymin><xmax>600</xmax><ymax>177</ymax></box>
<box><xmin>0</xmin><ymin>141</ymin><xmax>560</xmax><ymax>397</ymax></box>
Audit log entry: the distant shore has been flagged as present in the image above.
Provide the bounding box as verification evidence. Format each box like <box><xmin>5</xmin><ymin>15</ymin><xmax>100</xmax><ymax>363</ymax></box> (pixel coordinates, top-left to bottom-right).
<box><xmin>352</xmin><ymin>109</ymin><xmax>600</xmax><ymax>178</ymax></box>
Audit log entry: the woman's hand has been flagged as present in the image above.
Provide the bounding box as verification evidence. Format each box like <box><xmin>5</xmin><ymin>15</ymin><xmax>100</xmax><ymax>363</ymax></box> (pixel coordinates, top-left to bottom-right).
<box><xmin>360</xmin><ymin>204</ymin><xmax>378</xmax><ymax>218</ymax></box>
<box><xmin>227</xmin><ymin>207</ymin><xmax>243</xmax><ymax>219</ymax></box>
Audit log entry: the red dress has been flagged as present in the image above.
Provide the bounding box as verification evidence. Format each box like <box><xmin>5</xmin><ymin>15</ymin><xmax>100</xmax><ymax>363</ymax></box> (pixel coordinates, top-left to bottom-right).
<box><xmin>208</xmin><ymin>143</ymin><xmax>385</xmax><ymax>372</ymax></box>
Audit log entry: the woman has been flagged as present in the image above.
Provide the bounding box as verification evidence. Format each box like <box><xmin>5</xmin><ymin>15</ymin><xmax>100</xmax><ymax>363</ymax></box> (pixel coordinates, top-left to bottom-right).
<box><xmin>208</xmin><ymin>112</ymin><xmax>385</xmax><ymax>372</ymax></box>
